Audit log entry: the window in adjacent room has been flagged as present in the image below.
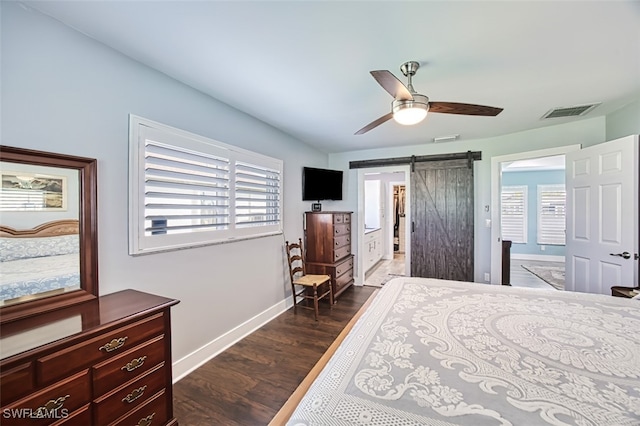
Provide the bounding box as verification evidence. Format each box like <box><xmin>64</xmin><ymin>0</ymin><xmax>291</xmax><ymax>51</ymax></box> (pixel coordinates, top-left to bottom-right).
<box><xmin>129</xmin><ymin>115</ymin><xmax>282</xmax><ymax>255</ymax></box>
<box><xmin>537</xmin><ymin>184</ymin><xmax>566</xmax><ymax>245</ymax></box>
<box><xmin>500</xmin><ymin>185</ymin><xmax>527</xmax><ymax>244</ymax></box>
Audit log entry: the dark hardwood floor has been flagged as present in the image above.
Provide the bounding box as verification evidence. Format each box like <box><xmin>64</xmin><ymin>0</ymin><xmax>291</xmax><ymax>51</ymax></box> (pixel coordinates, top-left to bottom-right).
<box><xmin>173</xmin><ymin>284</ymin><xmax>378</xmax><ymax>425</ymax></box>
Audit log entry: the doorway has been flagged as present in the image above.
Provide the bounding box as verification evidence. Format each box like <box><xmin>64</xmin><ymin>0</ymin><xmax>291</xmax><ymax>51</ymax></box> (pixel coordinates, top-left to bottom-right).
<box><xmin>490</xmin><ymin>145</ymin><xmax>581</xmax><ymax>285</ymax></box>
<box><xmin>501</xmin><ymin>155</ymin><xmax>567</xmax><ymax>290</ymax></box>
<box><xmin>357</xmin><ymin>166</ymin><xmax>410</xmax><ymax>286</ymax></box>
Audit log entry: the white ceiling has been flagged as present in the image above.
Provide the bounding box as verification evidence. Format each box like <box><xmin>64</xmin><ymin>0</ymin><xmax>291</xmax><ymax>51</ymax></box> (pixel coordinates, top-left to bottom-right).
<box><xmin>23</xmin><ymin>1</ymin><xmax>640</xmax><ymax>153</ymax></box>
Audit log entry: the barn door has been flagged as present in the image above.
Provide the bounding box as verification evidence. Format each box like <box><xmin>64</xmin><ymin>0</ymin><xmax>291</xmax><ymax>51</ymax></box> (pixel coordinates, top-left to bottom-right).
<box><xmin>411</xmin><ymin>159</ymin><xmax>474</xmax><ymax>280</ymax></box>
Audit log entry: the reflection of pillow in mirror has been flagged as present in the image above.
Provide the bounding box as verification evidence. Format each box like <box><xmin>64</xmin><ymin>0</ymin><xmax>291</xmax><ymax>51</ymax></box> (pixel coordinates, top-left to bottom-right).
<box><xmin>0</xmin><ymin>234</ymin><xmax>79</xmax><ymax>262</ymax></box>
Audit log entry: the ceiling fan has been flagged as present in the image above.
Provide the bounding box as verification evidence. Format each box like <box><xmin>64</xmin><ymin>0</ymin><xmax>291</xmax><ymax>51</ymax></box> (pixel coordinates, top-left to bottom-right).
<box><xmin>355</xmin><ymin>61</ymin><xmax>503</xmax><ymax>135</ymax></box>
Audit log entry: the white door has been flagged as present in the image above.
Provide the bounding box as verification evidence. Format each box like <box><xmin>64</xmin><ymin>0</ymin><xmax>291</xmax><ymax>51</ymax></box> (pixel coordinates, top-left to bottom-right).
<box><xmin>565</xmin><ymin>135</ymin><xmax>639</xmax><ymax>294</ymax></box>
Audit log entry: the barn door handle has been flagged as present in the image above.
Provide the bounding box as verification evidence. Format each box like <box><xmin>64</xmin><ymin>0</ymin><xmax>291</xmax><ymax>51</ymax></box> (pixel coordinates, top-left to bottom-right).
<box><xmin>609</xmin><ymin>251</ymin><xmax>631</xmax><ymax>259</ymax></box>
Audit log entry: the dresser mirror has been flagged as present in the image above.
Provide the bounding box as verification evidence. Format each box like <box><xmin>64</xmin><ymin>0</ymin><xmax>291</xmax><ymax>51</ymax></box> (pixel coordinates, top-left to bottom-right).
<box><xmin>0</xmin><ymin>146</ymin><xmax>98</xmax><ymax>324</ymax></box>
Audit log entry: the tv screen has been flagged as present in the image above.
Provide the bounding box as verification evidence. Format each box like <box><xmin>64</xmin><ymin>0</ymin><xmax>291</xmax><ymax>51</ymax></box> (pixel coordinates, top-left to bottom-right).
<box><xmin>302</xmin><ymin>167</ymin><xmax>343</xmax><ymax>201</ymax></box>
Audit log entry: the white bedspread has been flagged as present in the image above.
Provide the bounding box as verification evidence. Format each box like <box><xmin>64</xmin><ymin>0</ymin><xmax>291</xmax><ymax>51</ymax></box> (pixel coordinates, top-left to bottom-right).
<box><xmin>0</xmin><ymin>253</ymin><xmax>80</xmax><ymax>301</ymax></box>
<box><xmin>287</xmin><ymin>277</ymin><xmax>640</xmax><ymax>426</ymax></box>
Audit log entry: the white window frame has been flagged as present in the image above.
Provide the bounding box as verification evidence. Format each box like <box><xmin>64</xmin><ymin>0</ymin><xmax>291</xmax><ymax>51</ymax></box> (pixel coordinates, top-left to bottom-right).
<box><xmin>537</xmin><ymin>184</ymin><xmax>566</xmax><ymax>245</ymax></box>
<box><xmin>500</xmin><ymin>185</ymin><xmax>528</xmax><ymax>244</ymax></box>
<box><xmin>129</xmin><ymin>115</ymin><xmax>283</xmax><ymax>255</ymax></box>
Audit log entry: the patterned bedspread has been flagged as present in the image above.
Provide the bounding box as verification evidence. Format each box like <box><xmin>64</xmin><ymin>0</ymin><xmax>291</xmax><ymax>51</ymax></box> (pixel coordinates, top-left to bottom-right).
<box><xmin>0</xmin><ymin>253</ymin><xmax>80</xmax><ymax>301</ymax></box>
<box><xmin>287</xmin><ymin>277</ymin><xmax>640</xmax><ymax>426</ymax></box>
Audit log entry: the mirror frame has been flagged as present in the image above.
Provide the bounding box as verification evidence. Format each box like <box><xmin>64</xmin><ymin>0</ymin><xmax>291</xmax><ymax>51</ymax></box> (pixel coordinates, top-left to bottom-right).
<box><xmin>0</xmin><ymin>146</ymin><xmax>98</xmax><ymax>324</ymax></box>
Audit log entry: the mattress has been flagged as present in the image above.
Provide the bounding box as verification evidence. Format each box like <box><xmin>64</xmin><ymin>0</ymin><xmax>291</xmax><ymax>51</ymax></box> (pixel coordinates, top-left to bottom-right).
<box><xmin>287</xmin><ymin>277</ymin><xmax>640</xmax><ymax>425</ymax></box>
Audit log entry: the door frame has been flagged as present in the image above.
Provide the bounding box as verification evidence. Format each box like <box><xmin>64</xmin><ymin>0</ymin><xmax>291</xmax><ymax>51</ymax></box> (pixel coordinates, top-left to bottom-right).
<box><xmin>490</xmin><ymin>144</ymin><xmax>581</xmax><ymax>284</ymax></box>
<box><xmin>356</xmin><ymin>165</ymin><xmax>411</xmax><ymax>285</ymax></box>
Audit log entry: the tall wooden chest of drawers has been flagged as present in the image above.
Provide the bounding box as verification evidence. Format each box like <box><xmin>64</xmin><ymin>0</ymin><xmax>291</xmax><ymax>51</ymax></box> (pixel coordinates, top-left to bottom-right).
<box><xmin>305</xmin><ymin>211</ymin><xmax>354</xmax><ymax>299</ymax></box>
<box><xmin>0</xmin><ymin>290</ymin><xmax>179</xmax><ymax>425</ymax></box>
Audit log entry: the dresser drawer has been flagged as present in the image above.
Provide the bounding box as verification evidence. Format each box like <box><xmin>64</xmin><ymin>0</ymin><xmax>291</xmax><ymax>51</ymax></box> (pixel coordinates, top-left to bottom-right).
<box><xmin>335</xmin><ymin>256</ymin><xmax>354</xmax><ymax>278</ymax></box>
<box><xmin>50</xmin><ymin>403</ymin><xmax>91</xmax><ymax>426</ymax></box>
<box><xmin>0</xmin><ymin>363</ymin><xmax>33</xmax><ymax>406</ymax></box>
<box><xmin>334</xmin><ymin>234</ymin><xmax>350</xmax><ymax>249</ymax></box>
<box><xmin>331</xmin><ymin>213</ymin><xmax>351</xmax><ymax>224</ymax></box>
<box><xmin>333</xmin><ymin>224</ymin><xmax>350</xmax><ymax>237</ymax></box>
<box><xmin>335</xmin><ymin>267</ymin><xmax>354</xmax><ymax>292</ymax></box>
<box><xmin>94</xmin><ymin>364</ymin><xmax>166</xmax><ymax>425</ymax></box>
<box><xmin>333</xmin><ymin>245</ymin><xmax>351</xmax><ymax>262</ymax></box>
<box><xmin>93</xmin><ymin>335</ymin><xmax>166</xmax><ymax>397</ymax></box>
<box><xmin>1</xmin><ymin>370</ymin><xmax>90</xmax><ymax>426</ymax></box>
<box><xmin>37</xmin><ymin>313</ymin><xmax>165</xmax><ymax>385</ymax></box>
<box><xmin>110</xmin><ymin>389</ymin><xmax>168</xmax><ymax>426</ymax></box>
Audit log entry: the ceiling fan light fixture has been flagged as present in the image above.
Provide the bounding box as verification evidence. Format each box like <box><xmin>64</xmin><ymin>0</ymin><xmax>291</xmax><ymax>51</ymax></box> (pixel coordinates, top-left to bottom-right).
<box><xmin>392</xmin><ymin>94</ymin><xmax>429</xmax><ymax>125</ymax></box>
<box><xmin>355</xmin><ymin>61</ymin><xmax>503</xmax><ymax>135</ymax></box>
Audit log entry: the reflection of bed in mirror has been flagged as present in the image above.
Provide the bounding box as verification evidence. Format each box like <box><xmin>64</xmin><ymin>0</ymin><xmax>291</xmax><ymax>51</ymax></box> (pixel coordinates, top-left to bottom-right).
<box><xmin>0</xmin><ymin>219</ymin><xmax>80</xmax><ymax>306</ymax></box>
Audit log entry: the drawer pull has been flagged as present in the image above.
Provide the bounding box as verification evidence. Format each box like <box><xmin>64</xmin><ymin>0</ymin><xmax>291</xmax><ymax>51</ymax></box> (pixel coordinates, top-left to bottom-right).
<box><xmin>99</xmin><ymin>337</ymin><xmax>128</xmax><ymax>352</ymax></box>
<box><xmin>122</xmin><ymin>385</ymin><xmax>147</xmax><ymax>403</ymax></box>
<box><xmin>34</xmin><ymin>394</ymin><xmax>70</xmax><ymax>417</ymax></box>
<box><xmin>121</xmin><ymin>355</ymin><xmax>148</xmax><ymax>372</ymax></box>
<box><xmin>137</xmin><ymin>412</ymin><xmax>156</xmax><ymax>426</ymax></box>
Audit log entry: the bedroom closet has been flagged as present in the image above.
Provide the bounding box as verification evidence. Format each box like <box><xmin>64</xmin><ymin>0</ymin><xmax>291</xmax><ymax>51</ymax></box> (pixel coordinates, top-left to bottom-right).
<box><xmin>392</xmin><ymin>185</ymin><xmax>406</xmax><ymax>253</ymax></box>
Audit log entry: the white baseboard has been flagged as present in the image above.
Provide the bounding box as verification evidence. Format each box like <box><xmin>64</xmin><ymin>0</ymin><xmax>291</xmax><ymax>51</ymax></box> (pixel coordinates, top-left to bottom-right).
<box><xmin>172</xmin><ymin>298</ymin><xmax>292</xmax><ymax>383</ymax></box>
<box><xmin>511</xmin><ymin>253</ymin><xmax>564</xmax><ymax>262</ymax></box>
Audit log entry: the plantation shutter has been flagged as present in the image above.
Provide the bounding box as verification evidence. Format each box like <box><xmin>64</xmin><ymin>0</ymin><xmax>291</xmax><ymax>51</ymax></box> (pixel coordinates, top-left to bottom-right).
<box><xmin>538</xmin><ymin>184</ymin><xmax>566</xmax><ymax>245</ymax></box>
<box><xmin>0</xmin><ymin>188</ymin><xmax>46</xmax><ymax>210</ymax></box>
<box><xmin>129</xmin><ymin>116</ymin><xmax>283</xmax><ymax>255</ymax></box>
<box><xmin>234</xmin><ymin>161</ymin><xmax>281</xmax><ymax>229</ymax></box>
<box><xmin>501</xmin><ymin>185</ymin><xmax>527</xmax><ymax>243</ymax></box>
<box><xmin>144</xmin><ymin>140</ymin><xmax>230</xmax><ymax>236</ymax></box>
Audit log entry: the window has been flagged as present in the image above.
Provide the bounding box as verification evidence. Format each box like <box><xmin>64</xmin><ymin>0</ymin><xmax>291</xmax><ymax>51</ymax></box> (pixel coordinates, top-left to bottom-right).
<box><xmin>129</xmin><ymin>115</ymin><xmax>282</xmax><ymax>255</ymax></box>
<box><xmin>537</xmin><ymin>184</ymin><xmax>566</xmax><ymax>245</ymax></box>
<box><xmin>0</xmin><ymin>188</ymin><xmax>46</xmax><ymax>210</ymax></box>
<box><xmin>501</xmin><ymin>185</ymin><xmax>527</xmax><ymax>243</ymax></box>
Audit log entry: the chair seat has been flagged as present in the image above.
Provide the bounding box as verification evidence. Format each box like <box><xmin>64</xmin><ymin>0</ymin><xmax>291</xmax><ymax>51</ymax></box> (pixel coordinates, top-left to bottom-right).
<box><xmin>293</xmin><ymin>274</ymin><xmax>331</xmax><ymax>287</ymax></box>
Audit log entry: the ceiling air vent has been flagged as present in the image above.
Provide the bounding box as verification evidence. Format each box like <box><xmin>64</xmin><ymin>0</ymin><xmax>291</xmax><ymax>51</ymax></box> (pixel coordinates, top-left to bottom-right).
<box><xmin>541</xmin><ymin>103</ymin><xmax>600</xmax><ymax>119</ymax></box>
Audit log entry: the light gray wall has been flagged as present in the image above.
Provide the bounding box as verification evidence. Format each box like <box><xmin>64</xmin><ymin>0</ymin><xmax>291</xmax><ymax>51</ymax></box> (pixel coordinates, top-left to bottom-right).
<box><xmin>1</xmin><ymin>3</ymin><xmax>329</xmax><ymax>370</ymax></box>
<box><xmin>329</xmin><ymin>118</ymin><xmax>608</xmax><ymax>283</ymax></box>
<box><xmin>606</xmin><ymin>99</ymin><xmax>640</xmax><ymax>141</ymax></box>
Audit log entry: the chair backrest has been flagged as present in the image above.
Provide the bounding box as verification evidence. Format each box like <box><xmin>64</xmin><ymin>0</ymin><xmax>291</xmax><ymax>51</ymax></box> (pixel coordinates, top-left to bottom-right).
<box><xmin>285</xmin><ymin>238</ymin><xmax>307</xmax><ymax>282</ymax></box>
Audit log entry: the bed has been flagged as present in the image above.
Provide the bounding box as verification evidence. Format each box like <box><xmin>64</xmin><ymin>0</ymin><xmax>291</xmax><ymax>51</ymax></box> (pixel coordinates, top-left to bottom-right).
<box><xmin>0</xmin><ymin>220</ymin><xmax>80</xmax><ymax>304</ymax></box>
<box><xmin>275</xmin><ymin>277</ymin><xmax>640</xmax><ymax>426</ymax></box>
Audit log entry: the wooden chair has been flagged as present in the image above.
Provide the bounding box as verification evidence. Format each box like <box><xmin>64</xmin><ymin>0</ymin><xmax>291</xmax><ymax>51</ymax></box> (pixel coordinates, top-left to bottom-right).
<box><xmin>285</xmin><ymin>238</ymin><xmax>334</xmax><ymax>321</ymax></box>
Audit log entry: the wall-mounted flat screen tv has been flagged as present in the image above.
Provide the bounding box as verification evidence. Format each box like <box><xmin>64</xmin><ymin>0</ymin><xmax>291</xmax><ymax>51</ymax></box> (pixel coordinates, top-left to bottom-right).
<box><xmin>302</xmin><ymin>167</ymin><xmax>343</xmax><ymax>201</ymax></box>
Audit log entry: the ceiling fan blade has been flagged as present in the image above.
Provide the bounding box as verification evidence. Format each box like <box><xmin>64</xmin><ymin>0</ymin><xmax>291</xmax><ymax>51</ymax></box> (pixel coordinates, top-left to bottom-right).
<box><xmin>370</xmin><ymin>70</ymin><xmax>413</xmax><ymax>101</ymax></box>
<box><xmin>355</xmin><ymin>112</ymin><xmax>394</xmax><ymax>135</ymax></box>
<box><xmin>429</xmin><ymin>102</ymin><xmax>503</xmax><ymax>116</ymax></box>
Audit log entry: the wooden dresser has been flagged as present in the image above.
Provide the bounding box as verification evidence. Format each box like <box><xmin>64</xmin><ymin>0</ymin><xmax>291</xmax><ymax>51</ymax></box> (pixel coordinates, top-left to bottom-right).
<box><xmin>305</xmin><ymin>211</ymin><xmax>354</xmax><ymax>299</ymax></box>
<box><xmin>0</xmin><ymin>290</ymin><xmax>179</xmax><ymax>425</ymax></box>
